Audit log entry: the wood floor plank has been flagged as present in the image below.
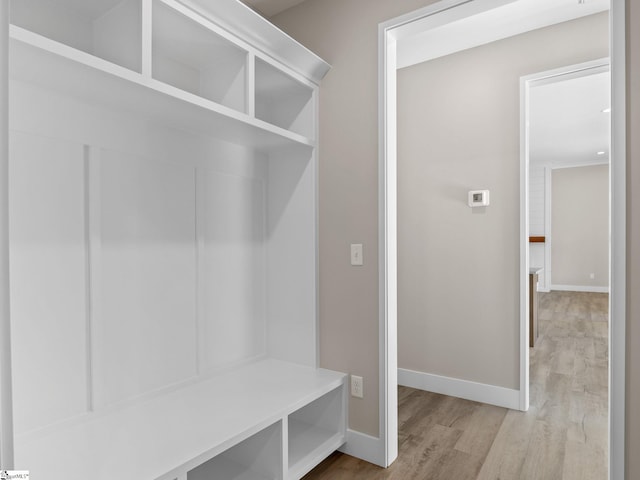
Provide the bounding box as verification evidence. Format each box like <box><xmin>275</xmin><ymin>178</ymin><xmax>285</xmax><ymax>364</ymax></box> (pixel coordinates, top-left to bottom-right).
<box><xmin>519</xmin><ymin>420</ymin><xmax>567</xmax><ymax>480</ymax></box>
<box><xmin>537</xmin><ymin>372</ymin><xmax>573</xmax><ymax>424</ymax></box>
<box><xmin>550</xmin><ymin>337</ymin><xmax>576</xmax><ymax>375</ymax></box>
<box><xmin>454</xmin><ymin>404</ymin><xmax>507</xmax><ymax>459</ymax></box>
<box><xmin>425</xmin><ymin>448</ymin><xmax>484</xmax><ymax>480</ymax></box>
<box><xmin>474</xmin><ymin>409</ymin><xmax>537</xmax><ymax>480</ymax></box>
<box><xmin>390</xmin><ymin>424</ymin><xmax>463</xmax><ymax>479</ymax></box>
<box><xmin>562</xmin><ymin>438</ymin><xmax>607</xmax><ymax>480</ymax></box>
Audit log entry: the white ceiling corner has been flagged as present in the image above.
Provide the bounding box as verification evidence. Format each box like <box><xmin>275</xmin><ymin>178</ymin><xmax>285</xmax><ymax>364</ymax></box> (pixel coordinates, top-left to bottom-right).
<box><xmin>530</xmin><ymin>71</ymin><xmax>610</xmax><ymax>167</ymax></box>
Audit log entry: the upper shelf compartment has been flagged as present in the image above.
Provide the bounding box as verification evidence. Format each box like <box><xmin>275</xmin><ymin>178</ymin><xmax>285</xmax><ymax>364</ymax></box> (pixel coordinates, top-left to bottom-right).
<box><xmin>9</xmin><ymin>0</ymin><xmax>328</xmax><ymax>153</ymax></box>
<box><xmin>152</xmin><ymin>0</ymin><xmax>248</xmax><ymax>113</ymax></box>
<box><xmin>178</xmin><ymin>0</ymin><xmax>330</xmax><ymax>85</ymax></box>
<box><xmin>9</xmin><ymin>0</ymin><xmax>142</xmax><ymax>72</ymax></box>
<box><xmin>255</xmin><ymin>58</ymin><xmax>315</xmax><ymax>139</ymax></box>
<box><xmin>10</xmin><ymin>27</ymin><xmax>315</xmax><ymax>154</ymax></box>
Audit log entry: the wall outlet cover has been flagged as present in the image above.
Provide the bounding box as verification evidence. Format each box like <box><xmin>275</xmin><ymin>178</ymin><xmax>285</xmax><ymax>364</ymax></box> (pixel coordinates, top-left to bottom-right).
<box><xmin>351</xmin><ymin>375</ymin><xmax>363</xmax><ymax>398</ymax></box>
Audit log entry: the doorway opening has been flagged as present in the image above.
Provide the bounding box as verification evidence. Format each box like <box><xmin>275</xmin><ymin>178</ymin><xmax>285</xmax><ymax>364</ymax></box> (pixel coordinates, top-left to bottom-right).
<box><xmin>526</xmin><ymin>60</ymin><xmax>611</xmax><ymax>476</ymax></box>
<box><xmin>378</xmin><ymin>1</ymin><xmax>625</xmax><ymax>477</ymax></box>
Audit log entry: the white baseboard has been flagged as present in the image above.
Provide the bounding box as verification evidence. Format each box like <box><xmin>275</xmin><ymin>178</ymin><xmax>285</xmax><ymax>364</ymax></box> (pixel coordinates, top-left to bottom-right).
<box><xmin>551</xmin><ymin>284</ymin><xmax>609</xmax><ymax>293</ymax></box>
<box><xmin>398</xmin><ymin>368</ymin><xmax>520</xmax><ymax>410</ymax></box>
<box><xmin>339</xmin><ymin>429</ymin><xmax>386</xmax><ymax>467</ymax></box>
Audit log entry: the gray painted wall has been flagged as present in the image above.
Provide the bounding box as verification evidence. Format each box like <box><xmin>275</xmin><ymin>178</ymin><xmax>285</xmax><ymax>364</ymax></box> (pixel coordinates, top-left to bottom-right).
<box><xmin>552</xmin><ymin>165</ymin><xmax>609</xmax><ymax>289</ymax></box>
<box><xmin>626</xmin><ymin>0</ymin><xmax>640</xmax><ymax>477</ymax></box>
<box><xmin>396</xmin><ymin>14</ymin><xmax>608</xmax><ymax>391</ymax></box>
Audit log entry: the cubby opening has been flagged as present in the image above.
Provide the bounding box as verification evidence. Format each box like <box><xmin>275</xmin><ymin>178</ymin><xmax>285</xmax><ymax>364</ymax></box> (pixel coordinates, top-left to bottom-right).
<box><xmin>153</xmin><ymin>0</ymin><xmax>247</xmax><ymax>113</ymax></box>
<box><xmin>187</xmin><ymin>422</ymin><xmax>282</xmax><ymax>480</ymax></box>
<box><xmin>255</xmin><ymin>59</ymin><xmax>314</xmax><ymax>139</ymax></box>
<box><xmin>9</xmin><ymin>0</ymin><xmax>142</xmax><ymax>72</ymax></box>
<box><xmin>288</xmin><ymin>386</ymin><xmax>344</xmax><ymax>472</ymax></box>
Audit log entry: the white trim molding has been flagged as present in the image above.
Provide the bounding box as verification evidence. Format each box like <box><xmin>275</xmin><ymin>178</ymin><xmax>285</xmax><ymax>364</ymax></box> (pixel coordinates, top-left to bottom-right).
<box><xmin>608</xmin><ymin>2</ymin><xmax>626</xmax><ymax>478</ymax></box>
<box><xmin>398</xmin><ymin>369</ymin><xmax>521</xmax><ymax>411</ymax></box>
<box><xmin>0</xmin><ymin>0</ymin><xmax>14</xmax><ymax>469</ymax></box>
<box><xmin>519</xmin><ymin>64</ymin><xmax>530</xmax><ymax>413</ymax></box>
<box><xmin>551</xmin><ymin>284</ymin><xmax>610</xmax><ymax>294</ymax></box>
<box><xmin>376</xmin><ymin>14</ymin><xmax>401</xmax><ymax>469</ymax></box>
<box><xmin>339</xmin><ymin>430</ymin><xmax>386</xmax><ymax>467</ymax></box>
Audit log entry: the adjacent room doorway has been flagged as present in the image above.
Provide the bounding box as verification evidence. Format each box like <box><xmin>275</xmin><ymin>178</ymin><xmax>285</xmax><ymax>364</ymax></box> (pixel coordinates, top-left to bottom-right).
<box><xmin>378</xmin><ymin>1</ymin><xmax>625</xmax><ymax>477</ymax></box>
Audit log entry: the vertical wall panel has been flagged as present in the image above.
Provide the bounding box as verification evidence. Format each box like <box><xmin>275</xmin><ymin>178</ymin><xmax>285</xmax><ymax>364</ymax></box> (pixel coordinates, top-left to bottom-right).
<box><xmin>267</xmin><ymin>150</ymin><xmax>316</xmax><ymax>367</ymax></box>
<box><xmin>201</xmin><ymin>169</ymin><xmax>266</xmax><ymax>370</ymax></box>
<box><xmin>92</xmin><ymin>149</ymin><xmax>197</xmax><ymax>408</ymax></box>
<box><xmin>9</xmin><ymin>132</ymin><xmax>88</xmax><ymax>433</ymax></box>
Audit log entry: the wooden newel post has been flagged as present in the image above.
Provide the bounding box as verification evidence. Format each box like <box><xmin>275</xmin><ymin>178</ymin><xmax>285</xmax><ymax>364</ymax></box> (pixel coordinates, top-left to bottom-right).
<box><xmin>0</xmin><ymin>0</ymin><xmax>14</xmax><ymax>470</ymax></box>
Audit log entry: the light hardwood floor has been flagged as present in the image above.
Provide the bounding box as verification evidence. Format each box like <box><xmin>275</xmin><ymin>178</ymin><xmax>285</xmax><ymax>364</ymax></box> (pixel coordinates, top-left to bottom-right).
<box><xmin>304</xmin><ymin>291</ymin><xmax>609</xmax><ymax>480</ymax></box>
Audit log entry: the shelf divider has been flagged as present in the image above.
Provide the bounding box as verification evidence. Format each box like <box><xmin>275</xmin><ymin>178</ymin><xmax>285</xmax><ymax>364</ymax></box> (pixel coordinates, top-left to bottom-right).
<box><xmin>142</xmin><ymin>0</ymin><xmax>153</xmax><ymax>77</ymax></box>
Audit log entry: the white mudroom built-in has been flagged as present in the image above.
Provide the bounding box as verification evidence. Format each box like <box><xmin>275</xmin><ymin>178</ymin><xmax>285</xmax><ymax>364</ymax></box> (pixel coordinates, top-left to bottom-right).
<box><xmin>1</xmin><ymin>1</ymin><xmax>347</xmax><ymax>479</ymax></box>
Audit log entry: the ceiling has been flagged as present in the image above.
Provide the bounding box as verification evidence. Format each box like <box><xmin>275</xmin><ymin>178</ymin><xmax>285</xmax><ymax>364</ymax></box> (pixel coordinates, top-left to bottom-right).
<box><xmin>240</xmin><ymin>0</ymin><xmax>306</xmax><ymax>18</ymax></box>
<box><xmin>529</xmin><ymin>71</ymin><xmax>610</xmax><ymax>167</ymax></box>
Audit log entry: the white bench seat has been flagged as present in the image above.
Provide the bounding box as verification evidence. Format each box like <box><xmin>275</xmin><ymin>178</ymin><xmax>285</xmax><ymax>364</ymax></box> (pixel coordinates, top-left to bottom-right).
<box><xmin>14</xmin><ymin>359</ymin><xmax>346</xmax><ymax>480</ymax></box>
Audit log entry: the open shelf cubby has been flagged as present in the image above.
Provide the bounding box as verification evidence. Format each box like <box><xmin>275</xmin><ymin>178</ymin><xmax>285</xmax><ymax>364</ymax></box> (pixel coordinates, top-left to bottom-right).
<box><xmin>187</xmin><ymin>422</ymin><xmax>282</xmax><ymax>480</ymax></box>
<box><xmin>153</xmin><ymin>0</ymin><xmax>248</xmax><ymax>113</ymax></box>
<box><xmin>255</xmin><ymin>58</ymin><xmax>315</xmax><ymax>139</ymax></box>
<box><xmin>288</xmin><ymin>386</ymin><xmax>345</xmax><ymax>478</ymax></box>
<box><xmin>9</xmin><ymin>0</ymin><xmax>142</xmax><ymax>72</ymax></box>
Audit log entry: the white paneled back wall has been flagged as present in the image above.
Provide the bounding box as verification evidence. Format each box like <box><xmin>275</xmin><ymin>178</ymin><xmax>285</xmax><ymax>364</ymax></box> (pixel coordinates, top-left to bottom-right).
<box><xmin>91</xmin><ymin>149</ymin><xmax>199</xmax><ymax>409</ymax></box>
<box><xmin>5</xmin><ymin>1</ymin><xmax>340</xmax><ymax>477</ymax></box>
<box><xmin>9</xmin><ymin>131</ymin><xmax>89</xmax><ymax>433</ymax></box>
<box><xmin>201</xmin><ymin>169</ymin><xmax>266</xmax><ymax>370</ymax></box>
<box><xmin>266</xmin><ymin>148</ymin><xmax>317</xmax><ymax>367</ymax></box>
<box><xmin>7</xmin><ymin>81</ymin><xmax>300</xmax><ymax>433</ymax></box>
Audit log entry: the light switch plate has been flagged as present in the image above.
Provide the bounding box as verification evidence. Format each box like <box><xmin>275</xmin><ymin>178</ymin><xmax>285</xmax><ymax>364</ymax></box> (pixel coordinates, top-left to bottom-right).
<box><xmin>350</xmin><ymin>244</ymin><xmax>363</xmax><ymax>266</ymax></box>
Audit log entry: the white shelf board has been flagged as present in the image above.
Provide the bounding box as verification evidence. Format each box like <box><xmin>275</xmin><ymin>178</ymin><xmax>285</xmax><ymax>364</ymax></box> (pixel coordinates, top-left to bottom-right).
<box><xmin>288</xmin><ymin>420</ymin><xmax>346</xmax><ymax>480</ymax></box>
<box><xmin>14</xmin><ymin>358</ymin><xmax>345</xmax><ymax>480</ymax></box>
<box><xmin>177</xmin><ymin>0</ymin><xmax>330</xmax><ymax>85</ymax></box>
<box><xmin>187</xmin><ymin>456</ymin><xmax>273</xmax><ymax>480</ymax></box>
<box><xmin>9</xmin><ymin>26</ymin><xmax>315</xmax><ymax>153</ymax></box>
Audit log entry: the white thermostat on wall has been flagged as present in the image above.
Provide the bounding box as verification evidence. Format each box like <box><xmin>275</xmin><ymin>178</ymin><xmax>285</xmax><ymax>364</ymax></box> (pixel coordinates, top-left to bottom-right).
<box><xmin>468</xmin><ymin>190</ymin><xmax>490</xmax><ymax>207</ymax></box>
